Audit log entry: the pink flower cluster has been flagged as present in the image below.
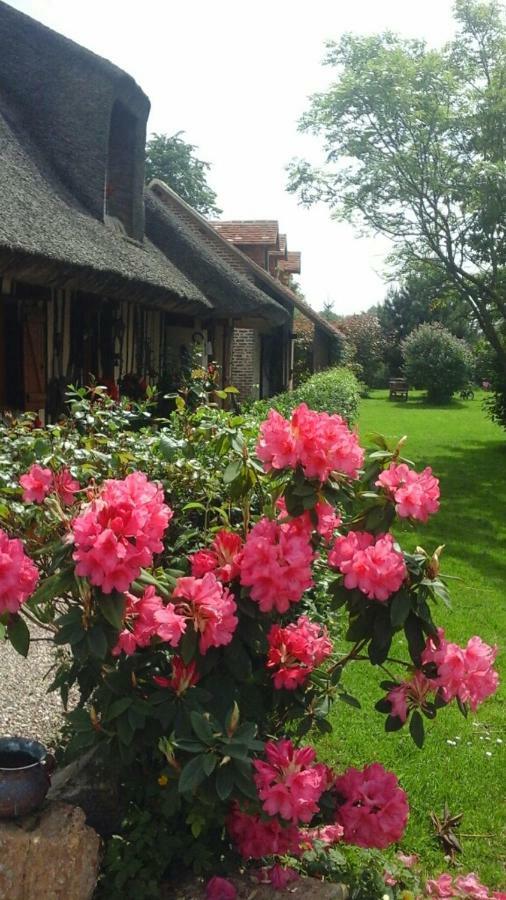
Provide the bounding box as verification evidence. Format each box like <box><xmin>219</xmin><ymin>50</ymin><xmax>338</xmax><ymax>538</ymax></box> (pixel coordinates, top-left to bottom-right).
<box><xmin>253</xmin><ymin>739</ymin><xmax>330</xmax><ymax>824</ymax></box>
<box><xmin>226</xmin><ymin>806</ymin><xmax>302</xmax><ymax>859</ymax></box>
<box><xmin>267</xmin><ymin>615</ymin><xmax>333</xmax><ymax>690</ymax></box>
<box><xmin>113</xmin><ymin>586</ymin><xmax>186</xmax><ymax>656</ymax></box>
<box><xmin>257</xmin><ymin>403</ymin><xmax>364</xmax><ymax>482</ymax></box>
<box><xmin>333</xmin><ymin>762</ymin><xmax>409</xmax><ymax>849</ymax></box>
<box><xmin>172</xmin><ymin>572</ymin><xmax>238</xmax><ymax>653</ymax></box>
<box><xmin>376</xmin><ymin>462</ymin><xmax>440</xmax><ymax>522</ymax></box>
<box><xmin>256</xmin><ymin>864</ymin><xmax>299</xmax><ymax>890</ymax></box>
<box><xmin>153</xmin><ymin>657</ymin><xmax>200</xmax><ymax>696</ymax></box>
<box><xmin>426</xmin><ymin>872</ymin><xmax>506</xmax><ymax>899</ymax></box>
<box><xmin>387</xmin><ymin>671</ymin><xmax>434</xmax><ymax>723</ymax></box>
<box><xmin>72</xmin><ymin>472</ymin><xmax>172</xmax><ymax>594</ymax></box>
<box><xmin>205</xmin><ymin>877</ymin><xmax>237</xmax><ymax>900</ymax></box>
<box><xmin>329</xmin><ymin>531</ymin><xmax>406</xmax><ymax>602</ymax></box>
<box><xmin>276</xmin><ymin>497</ymin><xmax>341</xmax><ymax>542</ymax></box>
<box><xmin>0</xmin><ymin>527</ymin><xmax>39</xmax><ymax>615</ymax></box>
<box><xmin>190</xmin><ymin>530</ymin><xmax>243</xmax><ymax>582</ymax></box>
<box><xmin>20</xmin><ymin>464</ymin><xmax>80</xmax><ymax>506</ymax></box>
<box><xmin>240</xmin><ymin>517</ymin><xmax>314</xmax><ymax>613</ymax></box>
<box><xmin>422</xmin><ymin>629</ymin><xmax>499</xmax><ymax>711</ymax></box>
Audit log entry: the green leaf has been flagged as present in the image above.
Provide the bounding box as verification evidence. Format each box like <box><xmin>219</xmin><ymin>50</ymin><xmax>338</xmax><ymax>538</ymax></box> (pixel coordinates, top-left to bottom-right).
<box><xmin>203</xmin><ymin>753</ymin><xmax>218</xmax><ymax>776</ymax></box>
<box><xmin>107</xmin><ymin>697</ymin><xmax>133</xmax><ymax>720</ymax></box>
<box><xmin>215</xmin><ymin>762</ymin><xmax>234</xmax><ymax>800</ymax></box>
<box><xmin>338</xmin><ymin>691</ymin><xmax>361</xmax><ymax>709</ymax></box>
<box><xmin>390</xmin><ymin>591</ymin><xmax>412</xmax><ymax>627</ymax></box>
<box><xmin>0</xmin><ymin>621</ymin><xmax>6</xmax><ymax>640</ymax></box>
<box><xmin>178</xmin><ymin>755</ymin><xmax>208</xmax><ymax>794</ymax></box>
<box><xmin>100</xmin><ymin>593</ymin><xmax>126</xmax><ymax>630</ymax></box>
<box><xmin>223</xmin><ymin>459</ymin><xmax>242</xmax><ymax>484</ymax></box>
<box><xmin>86</xmin><ymin>625</ymin><xmax>108</xmax><ymax>659</ymax></box>
<box><xmin>7</xmin><ymin>616</ymin><xmax>30</xmax><ymax>657</ymax></box>
<box><xmin>179</xmin><ymin>627</ymin><xmax>198</xmax><ymax>664</ymax></box>
<box><xmin>190</xmin><ymin>711</ymin><xmax>215</xmax><ymax>745</ymax></box>
<box><xmin>28</xmin><ymin>567</ymin><xmax>75</xmax><ymax>606</ymax></box>
<box><xmin>404</xmin><ymin>613</ymin><xmax>426</xmax><ymax>666</ymax></box>
<box><xmin>385</xmin><ymin>715</ymin><xmax>404</xmax><ymax>732</ymax></box>
<box><xmin>409</xmin><ymin>710</ymin><xmax>425</xmax><ymax>748</ymax></box>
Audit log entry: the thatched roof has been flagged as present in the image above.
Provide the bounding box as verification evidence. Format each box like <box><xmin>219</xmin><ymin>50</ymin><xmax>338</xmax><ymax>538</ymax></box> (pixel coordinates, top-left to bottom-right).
<box><xmin>0</xmin><ymin>95</ymin><xmax>209</xmax><ymax>311</ymax></box>
<box><xmin>0</xmin><ymin>1</ymin><xmax>289</xmax><ymax>325</ymax></box>
<box><xmin>146</xmin><ymin>183</ymin><xmax>288</xmax><ymax>324</ymax></box>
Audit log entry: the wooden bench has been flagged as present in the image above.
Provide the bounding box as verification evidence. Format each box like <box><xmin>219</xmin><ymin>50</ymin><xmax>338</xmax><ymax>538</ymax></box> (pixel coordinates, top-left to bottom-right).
<box><xmin>389</xmin><ymin>378</ymin><xmax>409</xmax><ymax>401</ymax></box>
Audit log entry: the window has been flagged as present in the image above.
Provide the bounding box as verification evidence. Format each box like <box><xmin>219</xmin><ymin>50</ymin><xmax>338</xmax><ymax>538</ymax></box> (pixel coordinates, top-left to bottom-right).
<box><xmin>104</xmin><ymin>101</ymin><xmax>138</xmax><ymax>237</ymax></box>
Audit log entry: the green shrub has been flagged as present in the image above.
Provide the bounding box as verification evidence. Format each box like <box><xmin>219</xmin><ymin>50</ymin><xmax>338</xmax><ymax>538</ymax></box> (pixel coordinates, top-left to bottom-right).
<box><xmin>401</xmin><ymin>323</ymin><xmax>473</xmax><ymax>403</ymax></box>
<box><xmin>248</xmin><ymin>366</ymin><xmax>360</xmax><ymax>424</ymax></box>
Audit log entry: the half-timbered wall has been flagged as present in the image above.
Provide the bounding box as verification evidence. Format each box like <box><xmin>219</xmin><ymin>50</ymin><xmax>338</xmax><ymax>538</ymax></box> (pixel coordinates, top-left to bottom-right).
<box><xmin>1</xmin><ymin>278</ymin><xmax>212</xmax><ymax>420</ymax></box>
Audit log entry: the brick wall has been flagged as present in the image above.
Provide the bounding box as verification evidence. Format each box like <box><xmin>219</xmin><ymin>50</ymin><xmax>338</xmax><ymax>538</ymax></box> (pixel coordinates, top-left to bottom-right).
<box><xmin>231</xmin><ymin>328</ymin><xmax>260</xmax><ymax>399</ymax></box>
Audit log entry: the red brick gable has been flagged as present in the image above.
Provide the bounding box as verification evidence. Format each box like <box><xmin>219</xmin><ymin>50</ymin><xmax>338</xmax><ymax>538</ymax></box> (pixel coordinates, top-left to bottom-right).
<box><xmin>279</xmin><ymin>251</ymin><xmax>301</xmax><ymax>274</ymax></box>
<box><xmin>211</xmin><ymin>220</ymin><xmax>279</xmax><ymax>246</ymax></box>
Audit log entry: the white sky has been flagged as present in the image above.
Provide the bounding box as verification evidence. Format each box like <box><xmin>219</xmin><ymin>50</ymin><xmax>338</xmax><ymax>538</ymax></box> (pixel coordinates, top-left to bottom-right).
<box><xmin>12</xmin><ymin>0</ymin><xmax>457</xmax><ymax>314</ymax></box>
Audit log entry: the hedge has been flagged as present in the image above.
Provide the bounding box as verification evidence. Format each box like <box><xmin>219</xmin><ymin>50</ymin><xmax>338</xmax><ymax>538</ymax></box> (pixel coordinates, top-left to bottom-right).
<box><xmin>248</xmin><ymin>367</ymin><xmax>360</xmax><ymax>424</ymax></box>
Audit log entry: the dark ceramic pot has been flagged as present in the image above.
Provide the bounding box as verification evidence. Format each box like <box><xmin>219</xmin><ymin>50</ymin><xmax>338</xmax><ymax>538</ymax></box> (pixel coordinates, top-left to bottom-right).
<box><xmin>0</xmin><ymin>736</ymin><xmax>55</xmax><ymax>818</ymax></box>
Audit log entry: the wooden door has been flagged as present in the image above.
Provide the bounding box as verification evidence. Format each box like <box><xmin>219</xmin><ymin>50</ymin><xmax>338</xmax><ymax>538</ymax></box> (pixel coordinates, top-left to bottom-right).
<box><xmin>23</xmin><ymin>301</ymin><xmax>47</xmax><ymax>412</ymax></box>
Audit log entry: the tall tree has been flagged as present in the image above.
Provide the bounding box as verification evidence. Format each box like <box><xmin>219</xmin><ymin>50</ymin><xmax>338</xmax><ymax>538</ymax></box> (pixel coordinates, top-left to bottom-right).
<box><xmin>145</xmin><ymin>132</ymin><xmax>222</xmax><ymax>216</ymax></box>
<box><xmin>287</xmin><ymin>0</ymin><xmax>506</xmax><ymax>421</ymax></box>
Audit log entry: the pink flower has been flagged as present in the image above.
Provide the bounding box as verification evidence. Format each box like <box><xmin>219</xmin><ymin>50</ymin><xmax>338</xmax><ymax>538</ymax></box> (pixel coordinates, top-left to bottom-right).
<box><xmin>454</xmin><ymin>873</ymin><xmax>490</xmax><ymax>898</ymax></box>
<box><xmin>112</xmin><ymin>586</ymin><xmax>186</xmax><ymax>656</ymax></box>
<box><xmin>0</xmin><ymin>528</ymin><xmax>39</xmax><ymax>614</ymax></box>
<box><xmin>422</xmin><ymin>629</ymin><xmax>499</xmax><ymax>711</ymax></box>
<box><xmin>333</xmin><ymin>762</ymin><xmax>409</xmax><ymax>849</ymax></box>
<box><xmin>72</xmin><ymin>472</ymin><xmax>172</xmax><ymax>593</ymax></box>
<box><xmin>276</xmin><ymin>497</ymin><xmax>341</xmax><ymax>542</ymax></box>
<box><xmin>267</xmin><ymin>616</ymin><xmax>333</xmax><ymax>690</ymax></box>
<box><xmin>304</xmin><ymin>824</ymin><xmax>344</xmax><ymax>846</ymax></box>
<box><xmin>153</xmin><ymin>657</ymin><xmax>200</xmax><ymax>695</ymax></box>
<box><xmin>257</xmin><ymin>864</ymin><xmax>299</xmax><ymax>890</ymax></box>
<box><xmin>253</xmin><ymin>739</ymin><xmax>328</xmax><ymax>824</ymax></box>
<box><xmin>227</xmin><ymin>806</ymin><xmax>302</xmax><ymax>859</ymax></box>
<box><xmin>240</xmin><ymin>517</ymin><xmax>314</xmax><ymax>613</ymax></box>
<box><xmin>257</xmin><ymin>408</ymin><xmax>298</xmax><ymax>471</ymax></box>
<box><xmin>425</xmin><ymin>872</ymin><xmax>494</xmax><ymax>898</ymax></box>
<box><xmin>205</xmin><ymin>876</ymin><xmax>237</xmax><ymax>900</ymax></box>
<box><xmin>396</xmin><ymin>851</ymin><xmax>419</xmax><ymax>868</ymax></box>
<box><xmin>190</xmin><ymin>530</ymin><xmax>243</xmax><ymax>582</ymax></box>
<box><xmin>19</xmin><ymin>464</ymin><xmax>53</xmax><ymax>503</ymax></box>
<box><xmin>257</xmin><ymin>403</ymin><xmax>364</xmax><ymax>482</ymax></box>
<box><xmin>425</xmin><ymin>874</ymin><xmax>455</xmax><ymax>897</ymax></box>
<box><xmin>172</xmin><ymin>572</ymin><xmax>238</xmax><ymax>653</ymax></box>
<box><xmin>387</xmin><ymin>671</ymin><xmax>434</xmax><ymax>723</ymax></box>
<box><xmin>376</xmin><ymin>463</ymin><xmax>440</xmax><ymax>522</ymax></box>
<box><xmin>329</xmin><ymin>531</ymin><xmax>406</xmax><ymax>602</ymax></box>
<box><xmin>53</xmin><ymin>469</ymin><xmax>80</xmax><ymax>506</ymax></box>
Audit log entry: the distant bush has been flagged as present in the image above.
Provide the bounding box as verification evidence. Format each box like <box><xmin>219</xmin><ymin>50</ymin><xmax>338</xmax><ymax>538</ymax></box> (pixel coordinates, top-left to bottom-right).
<box><xmin>249</xmin><ymin>366</ymin><xmax>360</xmax><ymax>424</ymax></box>
<box><xmin>402</xmin><ymin>323</ymin><xmax>473</xmax><ymax>403</ymax></box>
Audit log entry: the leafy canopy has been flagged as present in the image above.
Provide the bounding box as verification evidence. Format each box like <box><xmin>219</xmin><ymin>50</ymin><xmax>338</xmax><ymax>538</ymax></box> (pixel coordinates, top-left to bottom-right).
<box><xmin>145</xmin><ymin>132</ymin><xmax>222</xmax><ymax>216</ymax></box>
<box><xmin>287</xmin><ymin>0</ymin><xmax>506</xmax><ymax>385</ymax></box>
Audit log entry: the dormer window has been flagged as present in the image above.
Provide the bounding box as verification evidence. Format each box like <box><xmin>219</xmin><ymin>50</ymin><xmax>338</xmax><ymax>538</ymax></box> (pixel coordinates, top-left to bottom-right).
<box><xmin>105</xmin><ymin>100</ymin><xmax>138</xmax><ymax>237</ymax></box>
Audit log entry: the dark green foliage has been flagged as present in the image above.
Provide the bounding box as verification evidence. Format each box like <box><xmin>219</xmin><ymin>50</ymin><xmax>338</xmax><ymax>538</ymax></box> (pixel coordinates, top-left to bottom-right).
<box><xmin>145</xmin><ymin>132</ymin><xmax>221</xmax><ymax>216</ymax></box>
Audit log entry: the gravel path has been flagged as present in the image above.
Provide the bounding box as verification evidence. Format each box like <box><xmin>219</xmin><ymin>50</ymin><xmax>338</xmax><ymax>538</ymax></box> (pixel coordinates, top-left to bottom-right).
<box><xmin>0</xmin><ymin>624</ymin><xmax>65</xmax><ymax>745</ymax></box>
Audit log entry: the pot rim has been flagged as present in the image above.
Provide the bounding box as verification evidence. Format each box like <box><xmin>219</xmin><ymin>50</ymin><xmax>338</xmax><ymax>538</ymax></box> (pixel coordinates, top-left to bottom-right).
<box><xmin>0</xmin><ymin>736</ymin><xmax>48</xmax><ymax>771</ymax></box>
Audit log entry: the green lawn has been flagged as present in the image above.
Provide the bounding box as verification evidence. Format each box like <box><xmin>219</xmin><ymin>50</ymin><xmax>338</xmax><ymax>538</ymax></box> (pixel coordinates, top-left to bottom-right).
<box><xmin>319</xmin><ymin>390</ymin><xmax>506</xmax><ymax>888</ymax></box>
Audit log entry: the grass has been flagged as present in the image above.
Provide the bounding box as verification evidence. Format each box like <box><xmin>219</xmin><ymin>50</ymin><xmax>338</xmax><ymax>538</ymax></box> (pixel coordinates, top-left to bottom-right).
<box><xmin>318</xmin><ymin>390</ymin><xmax>506</xmax><ymax>888</ymax></box>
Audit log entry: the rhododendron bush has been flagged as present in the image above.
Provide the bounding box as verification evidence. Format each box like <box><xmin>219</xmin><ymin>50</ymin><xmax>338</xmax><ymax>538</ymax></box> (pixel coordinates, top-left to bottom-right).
<box><xmin>0</xmin><ymin>388</ymin><xmax>500</xmax><ymax>897</ymax></box>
